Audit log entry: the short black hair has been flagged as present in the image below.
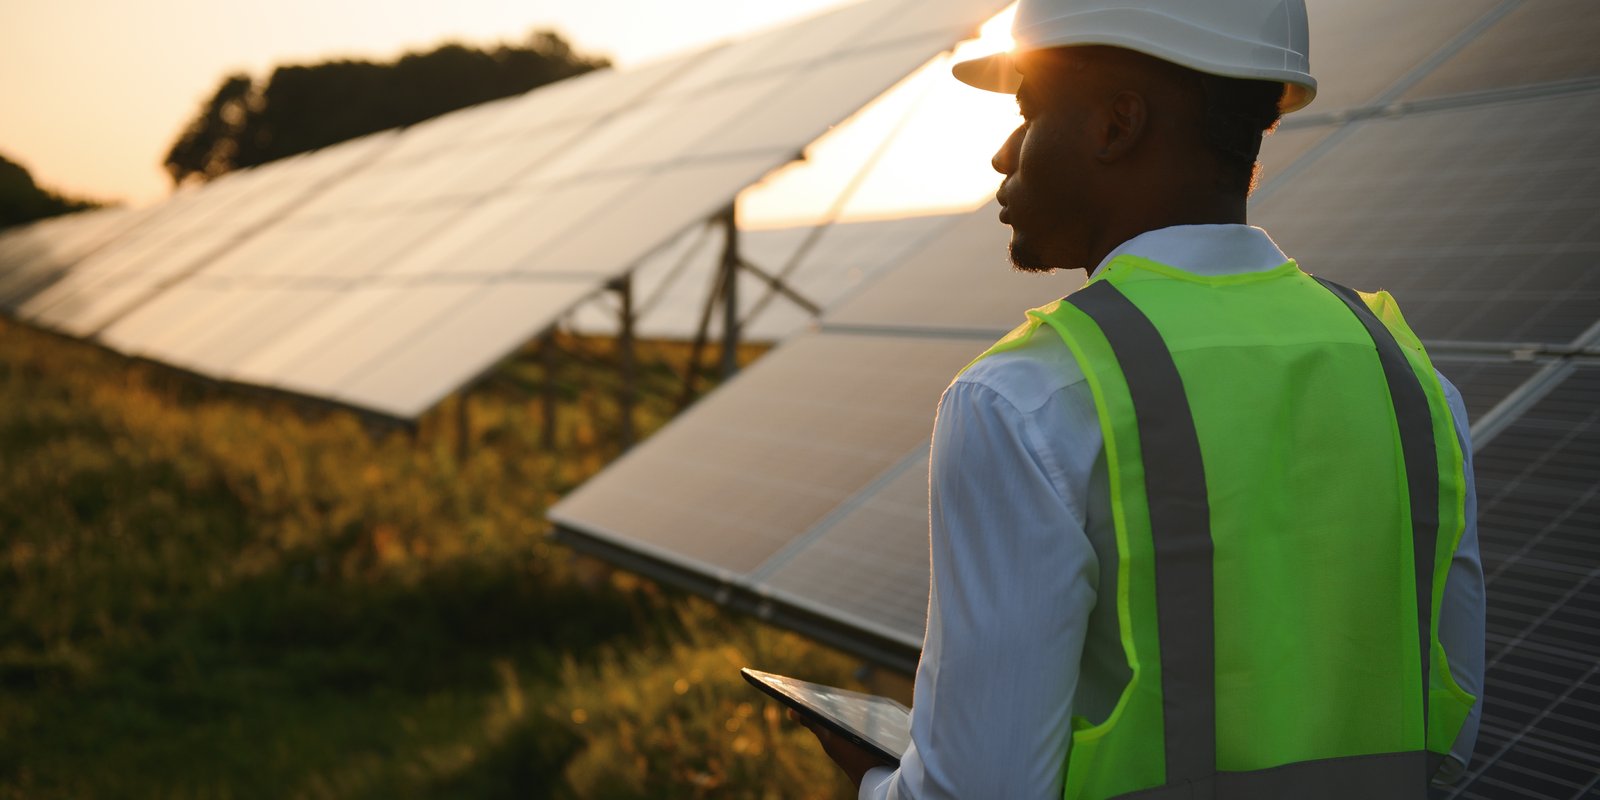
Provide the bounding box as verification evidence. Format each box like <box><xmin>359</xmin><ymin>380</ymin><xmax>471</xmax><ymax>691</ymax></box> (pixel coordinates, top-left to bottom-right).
<box><xmin>1194</xmin><ymin>73</ymin><xmax>1285</xmax><ymax>196</ymax></box>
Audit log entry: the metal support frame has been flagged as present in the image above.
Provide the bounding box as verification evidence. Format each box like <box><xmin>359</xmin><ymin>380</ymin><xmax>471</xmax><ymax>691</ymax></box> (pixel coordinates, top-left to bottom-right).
<box><xmin>739</xmin><ymin>257</ymin><xmax>822</xmax><ymax>317</ymax></box>
<box><xmin>719</xmin><ymin>205</ymin><xmax>742</xmax><ymax>379</ymax></box>
<box><xmin>678</xmin><ymin>206</ymin><xmax>743</xmax><ymax>410</ymax></box>
<box><xmin>541</xmin><ymin>331</ymin><xmax>559</xmax><ymax>449</ymax></box>
<box><xmin>455</xmin><ymin>392</ymin><xmax>471</xmax><ymax>464</ymax></box>
<box><xmin>608</xmin><ymin>274</ymin><xmax>637</xmax><ymax>448</ymax></box>
<box><xmin>1469</xmin><ymin>319</ymin><xmax>1600</xmax><ymax>451</ymax></box>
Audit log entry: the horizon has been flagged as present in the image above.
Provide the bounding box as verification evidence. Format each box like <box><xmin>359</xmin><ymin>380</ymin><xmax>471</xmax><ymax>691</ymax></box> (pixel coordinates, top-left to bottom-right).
<box><xmin>0</xmin><ymin>0</ymin><xmax>873</xmax><ymax>208</ymax></box>
<box><xmin>1</xmin><ymin>0</ymin><xmax>1019</xmax><ymax>229</ymax></box>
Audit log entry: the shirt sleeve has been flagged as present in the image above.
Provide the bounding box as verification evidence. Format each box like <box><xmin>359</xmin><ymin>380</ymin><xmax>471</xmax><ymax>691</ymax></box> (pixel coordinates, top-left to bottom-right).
<box><xmin>1434</xmin><ymin>371</ymin><xmax>1486</xmax><ymax>783</ymax></box>
<box><xmin>862</xmin><ymin>377</ymin><xmax>1101</xmax><ymax>799</ymax></box>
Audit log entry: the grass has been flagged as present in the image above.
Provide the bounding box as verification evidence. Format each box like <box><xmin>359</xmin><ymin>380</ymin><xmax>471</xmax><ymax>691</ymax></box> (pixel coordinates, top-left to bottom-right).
<box><xmin>0</xmin><ymin>317</ymin><xmax>865</xmax><ymax>799</ymax></box>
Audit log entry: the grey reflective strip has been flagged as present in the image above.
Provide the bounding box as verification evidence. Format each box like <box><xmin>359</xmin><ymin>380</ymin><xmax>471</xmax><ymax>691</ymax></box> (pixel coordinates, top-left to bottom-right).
<box><xmin>1314</xmin><ymin>276</ymin><xmax>1439</xmax><ymax>741</ymax></box>
<box><xmin>1066</xmin><ymin>281</ymin><xmax>1216</xmax><ymax>784</ymax></box>
<box><xmin>1113</xmin><ymin>751</ymin><xmax>1431</xmax><ymax>799</ymax></box>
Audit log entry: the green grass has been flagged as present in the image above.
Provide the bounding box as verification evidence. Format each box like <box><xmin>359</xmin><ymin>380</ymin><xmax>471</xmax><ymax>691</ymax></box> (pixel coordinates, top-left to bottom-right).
<box><xmin>0</xmin><ymin>318</ymin><xmax>862</xmax><ymax>799</ymax></box>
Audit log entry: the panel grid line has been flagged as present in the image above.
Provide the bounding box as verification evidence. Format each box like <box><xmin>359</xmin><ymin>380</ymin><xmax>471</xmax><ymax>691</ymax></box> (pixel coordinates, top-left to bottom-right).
<box><xmin>1478</xmin><ymin>720</ymin><xmax>1600</xmax><ymax>765</ymax></box>
<box><xmin>746</xmin><ymin>441</ymin><xmax>930</xmax><ymax>584</ymax></box>
<box><xmin>1254</xmin><ymin>0</ymin><xmax>1526</xmax><ymax>206</ymax></box>
<box><xmin>1447</xmin><ymin>662</ymin><xmax>1600</xmax><ymax>798</ymax></box>
<box><xmin>1486</xmin><ymin>569</ymin><xmax>1597</xmax><ymax>667</ymax></box>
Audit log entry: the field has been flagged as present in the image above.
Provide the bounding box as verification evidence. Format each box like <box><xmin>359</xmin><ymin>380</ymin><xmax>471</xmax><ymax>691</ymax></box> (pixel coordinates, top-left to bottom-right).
<box><xmin>0</xmin><ymin>316</ymin><xmax>869</xmax><ymax>798</ymax></box>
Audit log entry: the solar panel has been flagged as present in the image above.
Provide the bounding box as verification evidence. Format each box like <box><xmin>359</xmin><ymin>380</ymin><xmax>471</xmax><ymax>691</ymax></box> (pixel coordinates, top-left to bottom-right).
<box><xmin>0</xmin><ymin>206</ymin><xmax>150</xmax><ymax>312</ymax></box>
<box><xmin>553</xmin><ymin>332</ymin><xmax>983</xmax><ymax>579</ymax></box>
<box><xmin>567</xmin><ymin>213</ymin><xmax>966</xmax><ymax>342</ymax></box>
<box><xmin>678</xmin><ymin>34</ymin><xmax>957</xmax><ymax>163</ymax></box>
<box><xmin>1442</xmin><ymin>365</ymin><xmax>1600</xmax><ymax>799</ymax></box>
<box><xmin>1428</xmin><ymin>355</ymin><xmax>1547</xmax><ymax>425</ymax></box>
<box><xmin>1401</xmin><ymin>0</ymin><xmax>1600</xmax><ymax>103</ymax></box>
<box><xmin>0</xmin><ymin>0</ymin><xmax>1014</xmax><ymax>423</ymax></box>
<box><xmin>1253</xmin><ymin>89</ymin><xmax>1600</xmax><ymax>345</ymax></box>
<box><xmin>823</xmin><ymin>204</ymin><xmax>1080</xmax><ymax>332</ymax></box>
<box><xmin>1301</xmin><ymin>0</ymin><xmax>1501</xmax><ymax>113</ymax></box>
<box><xmin>522</xmin><ymin>156</ymin><xmax>791</xmax><ymax>276</ymax></box>
<box><xmin>15</xmin><ymin>131</ymin><xmax>400</xmax><ymax>336</ymax></box>
<box><xmin>331</xmin><ymin>279</ymin><xmax>603</xmax><ymax>417</ymax></box>
<box><xmin>757</xmin><ymin>445</ymin><xmax>934</xmax><ymax>651</ymax></box>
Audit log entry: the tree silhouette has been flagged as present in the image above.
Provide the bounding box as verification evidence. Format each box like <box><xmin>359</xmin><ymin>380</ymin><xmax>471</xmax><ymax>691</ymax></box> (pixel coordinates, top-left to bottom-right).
<box><xmin>0</xmin><ymin>152</ymin><xmax>102</xmax><ymax>231</ymax></box>
<box><xmin>165</xmin><ymin>30</ymin><xmax>608</xmax><ymax>186</ymax></box>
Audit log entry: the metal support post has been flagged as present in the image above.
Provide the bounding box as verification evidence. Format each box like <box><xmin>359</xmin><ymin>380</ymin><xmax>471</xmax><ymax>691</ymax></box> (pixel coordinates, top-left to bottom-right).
<box><xmin>719</xmin><ymin>205</ymin><xmax>741</xmax><ymax>379</ymax></box>
<box><xmin>611</xmin><ymin>274</ymin><xmax>637</xmax><ymax>448</ymax></box>
<box><xmin>541</xmin><ymin>332</ymin><xmax>558</xmax><ymax>449</ymax></box>
<box><xmin>456</xmin><ymin>393</ymin><xmax>471</xmax><ymax>464</ymax></box>
<box><xmin>679</xmin><ymin>247</ymin><xmax>725</xmax><ymax>411</ymax></box>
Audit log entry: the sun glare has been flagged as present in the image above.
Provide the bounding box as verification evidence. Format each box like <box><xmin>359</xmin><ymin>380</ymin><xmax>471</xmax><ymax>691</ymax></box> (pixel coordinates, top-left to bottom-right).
<box><xmin>739</xmin><ymin>3</ymin><xmax>1021</xmax><ymax>229</ymax></box>
<box><xmin>952</xmin><ymin>4</ymin><xmax>1018</xmax><ymax>63</ymax></box>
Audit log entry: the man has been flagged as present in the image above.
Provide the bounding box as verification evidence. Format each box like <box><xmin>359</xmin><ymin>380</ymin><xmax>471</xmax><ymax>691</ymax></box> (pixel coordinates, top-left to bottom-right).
<box><xmin>795</xmin><ymin>1</ymin><xmax>1485</xmax><ymax>797</ymax></box>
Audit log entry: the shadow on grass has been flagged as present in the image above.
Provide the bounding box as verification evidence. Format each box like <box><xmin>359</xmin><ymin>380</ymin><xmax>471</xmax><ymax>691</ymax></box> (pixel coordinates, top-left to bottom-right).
<box><xmin>3</xmin><ymin>545</ymin><xmax>654</xmax><ymax>798</ymax></box>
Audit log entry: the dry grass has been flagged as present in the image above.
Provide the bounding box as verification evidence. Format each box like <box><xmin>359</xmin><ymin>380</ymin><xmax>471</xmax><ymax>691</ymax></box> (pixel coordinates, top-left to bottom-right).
<box><xmin>0</xmin><ymin>317</ymin><xmax>860</xmax><ymax>798</ymax></box>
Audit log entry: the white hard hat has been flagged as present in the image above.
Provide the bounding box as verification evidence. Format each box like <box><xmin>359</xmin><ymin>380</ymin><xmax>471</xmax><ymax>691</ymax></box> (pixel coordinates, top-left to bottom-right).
<box><xmin>953</xmin><ymin>0</ymin><xmax>1317</xmax><ymax>113</ymax></box>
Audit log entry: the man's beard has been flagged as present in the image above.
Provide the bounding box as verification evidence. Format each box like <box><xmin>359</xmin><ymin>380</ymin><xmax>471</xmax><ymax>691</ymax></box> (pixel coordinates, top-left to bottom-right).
<box><xmin>1008</xmin><ymin>241</ymin><xmax>1057</xmax><ymax>274</ymax></box>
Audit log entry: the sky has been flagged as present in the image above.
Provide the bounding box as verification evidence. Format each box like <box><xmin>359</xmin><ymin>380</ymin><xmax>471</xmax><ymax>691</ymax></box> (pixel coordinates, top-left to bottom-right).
<box><xmin>0</xmin><ymin>0</ymin><xmax>1020</xmax><ymax>226</ymax></box>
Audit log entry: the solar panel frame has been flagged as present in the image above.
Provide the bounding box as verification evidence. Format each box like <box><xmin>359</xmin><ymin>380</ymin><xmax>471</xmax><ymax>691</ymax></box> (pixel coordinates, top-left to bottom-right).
<box><xmin>1400</xmin><ymin>0</ymin><xmax>1600</xmax><ymax>103</ymax></box>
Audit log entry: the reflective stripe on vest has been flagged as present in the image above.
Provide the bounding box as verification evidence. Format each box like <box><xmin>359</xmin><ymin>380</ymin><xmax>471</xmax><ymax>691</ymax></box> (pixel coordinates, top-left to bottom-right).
<box><xmin>1066</xmin><ymin>281</ymin><xmax>1217</xmax><ymax>786</ymax></box>
<box><xmin>1315</xmin><ymin>276</ymin><xmax>1439</xmax><ymax>737</ymax></box>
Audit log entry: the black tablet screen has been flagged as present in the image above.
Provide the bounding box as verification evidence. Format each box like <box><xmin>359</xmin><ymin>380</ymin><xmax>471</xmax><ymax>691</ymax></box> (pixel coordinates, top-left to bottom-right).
<box><xmin>742</xmin><ymin>668</ymin><xmax>911</xmax><ymax>763</ymax></box>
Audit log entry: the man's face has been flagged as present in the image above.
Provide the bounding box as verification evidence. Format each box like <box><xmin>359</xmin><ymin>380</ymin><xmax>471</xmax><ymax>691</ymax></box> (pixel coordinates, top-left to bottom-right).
<box><xmin>992</xmin><ymin>50</ymin><xmax>1104</xmax><ymax>273</ymax></box>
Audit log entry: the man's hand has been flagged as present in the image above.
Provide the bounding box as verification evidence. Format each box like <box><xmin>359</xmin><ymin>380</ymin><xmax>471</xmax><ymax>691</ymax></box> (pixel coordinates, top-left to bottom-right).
<box><xmin>787</xmin><ymin>708</ymin><xmax>896</xmax><ymax>788</ymax></box>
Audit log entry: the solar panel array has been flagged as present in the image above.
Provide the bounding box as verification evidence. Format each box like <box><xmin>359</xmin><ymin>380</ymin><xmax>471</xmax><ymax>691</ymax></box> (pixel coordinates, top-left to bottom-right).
<box><xmin>551</xmin><ymin>1</ymin><xmax>1600</xmax><ymax>794</ymax></box>
<box><xmin>0</xmin><ymin>0</ymin><xmax>1011</xmax><ymax>420</ymax></box>
<box><xmin>567</xmin><ymin>213</ymin><xmax>962</xmax><ymax>341</ymax></box>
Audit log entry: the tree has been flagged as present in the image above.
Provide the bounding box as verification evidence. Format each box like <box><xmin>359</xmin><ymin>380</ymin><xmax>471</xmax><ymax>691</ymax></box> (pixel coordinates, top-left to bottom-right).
<box><xmin>164</xmin><ymin>30</ymin><xmax>608</xmax><ymax>186</ymax></box>
<box><xmin>163</xmin><ymin>75</ymin><xmax>255</xmax><ymax>184</ymax></box>
<box><xmin>0</xmin><ymin>152</ymin><xmax>102</xmax><ymax>231</ymax></box>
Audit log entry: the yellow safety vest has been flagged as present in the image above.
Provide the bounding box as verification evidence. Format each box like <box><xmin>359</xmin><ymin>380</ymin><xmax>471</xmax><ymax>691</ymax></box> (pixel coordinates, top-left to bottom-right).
<box><xmin>967</xmin><ymin>256</ymin><xmax>1475</xmax><ymax>798</ymax></box>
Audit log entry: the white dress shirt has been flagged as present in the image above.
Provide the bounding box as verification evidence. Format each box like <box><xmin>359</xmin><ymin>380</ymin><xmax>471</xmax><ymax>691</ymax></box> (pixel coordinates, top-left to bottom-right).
<box><xmin>861</xmin><ymin>224</ymin><xmax>1485</xmax><ymax>799</ymax></box>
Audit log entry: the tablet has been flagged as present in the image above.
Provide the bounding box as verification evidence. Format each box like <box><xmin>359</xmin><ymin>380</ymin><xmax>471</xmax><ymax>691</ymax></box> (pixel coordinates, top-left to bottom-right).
<box><xmin>741</xmin><ymin>667</ymin><xmax>910</xmax><ymax>764</ymax></box>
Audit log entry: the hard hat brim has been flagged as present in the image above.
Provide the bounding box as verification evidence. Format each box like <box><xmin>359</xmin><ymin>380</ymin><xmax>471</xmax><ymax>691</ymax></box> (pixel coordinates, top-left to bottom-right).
<box><xmin>950</xmin><ymin>48</ymin><xmax>1315</xmax><ymax>114</ymax></box>
<box><xmin>952</xmin><ymin>52</ymin><xmax>1022</xmax><ymax>94</ymax></box>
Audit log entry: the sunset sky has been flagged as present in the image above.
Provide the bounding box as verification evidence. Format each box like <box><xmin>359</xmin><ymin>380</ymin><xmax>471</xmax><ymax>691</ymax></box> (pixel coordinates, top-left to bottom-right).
<box><xmin>0</xmin><ymin>0</ymin><xmax>1019</xmax><ymax>226</ymax></box>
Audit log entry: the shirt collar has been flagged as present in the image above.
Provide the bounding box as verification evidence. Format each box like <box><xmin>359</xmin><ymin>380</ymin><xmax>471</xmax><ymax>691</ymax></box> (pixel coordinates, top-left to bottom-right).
<box><xmin>1088</xmin><ymin>224</ymin><xmax>1290</xmax><ymax>280</ymax></box>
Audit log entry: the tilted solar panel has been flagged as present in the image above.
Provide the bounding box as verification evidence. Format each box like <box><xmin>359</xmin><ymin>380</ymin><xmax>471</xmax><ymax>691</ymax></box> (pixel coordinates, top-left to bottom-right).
<box><xmin>1253</xmin><ymin>90</ymin><xmax>1600</xmax><ymax>346</ymax></box>
<box><xmin>1299</xmin><ymin>0</ymin><xmax>1500</xmax><ymax>114</ymax></box>
<box><xmin>1400</xmin><ymin>0</ymin><xmax>1600</xmax><ymax>104</ymax></box>
<box><xmin>1440</xmin><ymin>365</ymin><xmax>1600</xmax><ymax>799</ymax></box>
<box><xmin>0</xmin><ymin>206</ymin><xmax>150</xmax><ymax>312</ymax></box>
<box><xmin>16</xmin><ymin>132</ymin><xmax>400</xmax><ymax>337</ymax></box>
<box><xmin>0</xmin><ymin>0</ymin><xmax>1012</xmax><ymax>422</ymax></box>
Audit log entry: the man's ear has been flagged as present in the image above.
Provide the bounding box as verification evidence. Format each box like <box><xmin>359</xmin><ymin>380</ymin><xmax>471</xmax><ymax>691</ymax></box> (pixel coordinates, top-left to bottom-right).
<box><xmin>1096</xmin><ymin>90</ymin><xmax>1148</xmax><ymax>163</ymax></box>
